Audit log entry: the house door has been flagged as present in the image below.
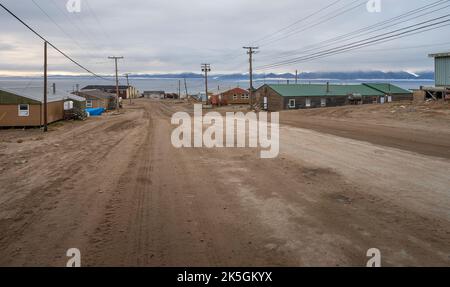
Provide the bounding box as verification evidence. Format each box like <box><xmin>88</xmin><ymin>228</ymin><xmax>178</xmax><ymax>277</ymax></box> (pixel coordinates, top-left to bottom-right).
<box><xmin>306</xmin><ymin>98</ymin><xmax>311</xmax><ymax>108</ymax></box>
<box><xmin>264</xmin><ymin>97</ymin><xmax>268</xmax><ymax>110</ymax></box>
<box><xmin>321</xmin><ymin>98</ymin><xmax>326</xmax><ymax>107</ymax></box>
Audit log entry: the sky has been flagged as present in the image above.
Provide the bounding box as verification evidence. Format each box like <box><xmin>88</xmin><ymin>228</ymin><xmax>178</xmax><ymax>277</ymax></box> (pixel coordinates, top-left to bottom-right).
<box><xmin>0</xmin><ymin>0</ymin><xmax>450</xmax><ymax>76</ymax></box>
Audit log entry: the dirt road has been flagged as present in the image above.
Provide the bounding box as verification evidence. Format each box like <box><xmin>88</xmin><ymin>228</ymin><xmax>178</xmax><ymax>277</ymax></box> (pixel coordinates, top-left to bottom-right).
<box><xmin>0</xmin><ymin>100</ymin><xmax>449</xmax><ymax>266</ymax></box>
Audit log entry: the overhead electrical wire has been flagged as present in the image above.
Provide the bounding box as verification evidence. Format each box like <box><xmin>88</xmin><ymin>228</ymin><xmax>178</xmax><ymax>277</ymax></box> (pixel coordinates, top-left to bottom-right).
<box><xmin>256</xmin><ymin>14</ymin><xmax>450</xmax><ymax>70</ymax></box>
<box><xmin>258</xmin><ymin>0</ymin><xmax>450</xmax><ymax>62</ymax></box>
<box><xmin>257</xmin><ymin>18</ymin><xmax>450</xmax><ymax>69</ymax></box>
<box><xmin>290</xmin><ymin>22</ymin><xmax>450</xmax><ymax>65</ymax></box>
<box><xmin>248</xmin><ymin>0</ymin><xmax>345</xmax><ymax>46</ymax></box>
<box><xmin>257</xmin><ymin>0</ymin><xmax>367</xmax><ymax>48</ymax></box>
<box><xmin>48</xmin><ymin>0</ymin><xmax>98</xmax><ymax>45</ymax></box>
<box><xmin>30</xmin><ymin>0</ymin><xmax>101</xmax><ymax>61</ymax></box>
<box><xmin>0</xmin><ymin>2</ymin><xmax>111</xmax><ymax>80</ymax></box>
<box><xmin>84</xmin><ymin>0</ymin><xmax>113</xmax><ymax>42</ymax></box>
<box><xmin>222</xmin><ymin>0</ymin><xmax>356</xmax><ymax>65</ymax></box>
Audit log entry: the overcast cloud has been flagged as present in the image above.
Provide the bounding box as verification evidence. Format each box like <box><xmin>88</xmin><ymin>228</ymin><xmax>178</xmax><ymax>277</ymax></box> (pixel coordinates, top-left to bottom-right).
<box><xmin>0</xmin><ymin>0</ymin><xmax>449</xmax><ymax>76</ymax></box>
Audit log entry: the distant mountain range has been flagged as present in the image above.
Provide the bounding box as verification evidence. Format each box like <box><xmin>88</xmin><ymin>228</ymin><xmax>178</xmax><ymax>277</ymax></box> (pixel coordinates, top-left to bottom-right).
<box><xmin>122</xmin><ymin>71</ymin><xmax>435</xmax><ymax>80</ymax></box>
<box><xmin>2</xmin><ymin>71</ymin><xmax>435</xmax><ymax>81</ymax></box>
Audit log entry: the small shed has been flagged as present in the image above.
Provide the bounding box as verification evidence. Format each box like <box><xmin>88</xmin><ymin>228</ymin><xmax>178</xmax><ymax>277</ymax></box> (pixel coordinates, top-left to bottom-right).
<box><xmin>0</xmin><ymin>87</ymin><xmax>74</xmax><ymax>127</ymax></box>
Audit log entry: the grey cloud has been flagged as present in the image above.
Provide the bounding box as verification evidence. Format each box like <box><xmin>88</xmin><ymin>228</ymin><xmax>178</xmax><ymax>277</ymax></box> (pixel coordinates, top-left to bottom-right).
<box><xmin>0</xmin><ymin>0</ymin><xmax>448</xmax><ymax>75</ymax></box>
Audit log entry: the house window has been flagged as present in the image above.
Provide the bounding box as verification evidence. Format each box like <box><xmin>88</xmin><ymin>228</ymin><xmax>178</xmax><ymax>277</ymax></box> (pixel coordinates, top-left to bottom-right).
<box><xmin>86</xmin><ymin>100</ymin><xmax>93</xmax><ymax>108</ymax></box>
<box><xmin>233</xmin><ymin>94</ymin><xmax>238</xmax><ymax>100</ymax></box>
<box><xmin>242</xmin><ymin>94</ymin><xmax>249</xmax><ymax>99</ymax></box>
<box><xmin>288</xmin><ymin>99</ymin><xmax>296</xmax><ymax>108</ymax></box>
<box><xmin>18</xmin><ymin>104</ymin><xmax>29</xmax><ymax>117</ymax></box>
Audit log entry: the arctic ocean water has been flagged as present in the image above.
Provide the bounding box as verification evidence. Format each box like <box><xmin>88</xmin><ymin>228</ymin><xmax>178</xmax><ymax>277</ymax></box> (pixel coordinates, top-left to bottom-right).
<box><xmin>0</xmin><ymin>77</ymin><xmax>434</xmax><ymax>95</ymax></box>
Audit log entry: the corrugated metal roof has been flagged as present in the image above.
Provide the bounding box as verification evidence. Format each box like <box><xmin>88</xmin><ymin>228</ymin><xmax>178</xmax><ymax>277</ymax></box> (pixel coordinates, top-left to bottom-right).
<box><xmin>429</xmin><ymin>52</ymin><xmax>450</xmax><ymax>58</ymax></box>
<box><xmin>265</xmin><ymin>84</ymin><xmax>384</xmax><ymax>97</ymax></box>
<box><xmin>362</xmin><ymin>83</ymin><xmax>412</xmax><ymax>94</ymax></box>
<box><xmin>0</xmin><ymin>87</ymin><xmax>82</xmax><ymax>103</ymax></box>
<box><xmin>82</xmin><ymin>85</ymin><xmax>129</xmax><ymax>90</ymax></box>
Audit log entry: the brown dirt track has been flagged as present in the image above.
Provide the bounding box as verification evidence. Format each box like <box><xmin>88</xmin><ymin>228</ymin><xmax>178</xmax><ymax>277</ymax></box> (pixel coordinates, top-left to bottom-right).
<box><xmin>0</xmin><ymin>99</ymin><xmax>449</xmax><ymax>267</ymax></box>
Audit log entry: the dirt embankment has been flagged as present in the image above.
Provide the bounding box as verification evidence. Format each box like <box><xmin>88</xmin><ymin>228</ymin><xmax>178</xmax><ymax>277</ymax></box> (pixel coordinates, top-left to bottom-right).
<box><xmin>280</xmin><ymin>101</ymin><xmax>450</xmax><ymax>159</ymax></box>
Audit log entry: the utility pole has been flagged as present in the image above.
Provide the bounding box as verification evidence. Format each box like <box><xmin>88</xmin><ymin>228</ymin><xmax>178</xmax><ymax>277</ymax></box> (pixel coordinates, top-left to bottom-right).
<box><xmin>201</xmin><ymin>64</ymin><xmax>211</xmax><ymax>105</ymax></box>
<box><xmin>184</xmin><ymin>78</ymin><xmax>188</xmax><ymax>99</ymax></box>
<box><xmin>108</xmin><ymin>56</ymin><xmax>124</xmax><ymax>112</ymax></box>
<box><xmin>243</xmin><ymin>46</ymin><xmax>258</xmax><ymax>107</ymax></box>
<box><xmin>295</xmin><ymin>70</ymin><xmax>298</xmax><ymax>84</ymax></box>
<box><xmin>124</xmin><ymin>73</ymin><xmax>132</xmax><ymax>104</ymax></box>
<box><xmin>43</xmin><ymin>41</ymin><xmax>48</xmax><ymax>132</ymax></box>
<box><xmin>178</xmin><ymin>79</ymin><xmax>181</xmax><ymax>100</ymax></box>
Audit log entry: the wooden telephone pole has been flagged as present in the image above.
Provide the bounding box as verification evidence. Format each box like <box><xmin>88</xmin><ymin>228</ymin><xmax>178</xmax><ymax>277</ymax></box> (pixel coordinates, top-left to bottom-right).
<box><xmin>201</xmin><ymin>64</ymin><xmax>211</xmax><ymax>105</ymax></box>
<box><xmin>43</xmin><ymin>41</ymin><xmax>48</xmax><ymax>132</ymax></box>
<box><xmin>124</xmin><ymin>73</ymin><xmax>132</xmax><ymax>104</ymax></box>
<box><xmin>108</xmin><ymin>56</ymin><xmax>124</xmax><ymax>112</ymax></box>
<box><xmin>243</xmin><ymin>46</ymin><xmax>258</xmax><ymax>107</ymax></box>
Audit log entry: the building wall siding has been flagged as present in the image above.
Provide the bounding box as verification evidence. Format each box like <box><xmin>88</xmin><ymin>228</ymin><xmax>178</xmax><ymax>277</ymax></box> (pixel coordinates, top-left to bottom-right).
<box><xmin>221</xmin><ymin>90</ymin><xmax>250</xmax><ymax>105</ymax></box>
<box><xmin>255</xmin><ymin>85</ymin><xmax>412</xmax><ymax>111</ymax></box>
<box><xmin>435</xmin><ymin>57</ymin><xmax>450</xmax><ymax>87</ymax></box>
<box><xmin>0</xmin><ymin>101</ymin><xmax>64</xmax><ymax>127</ymax></box>
<box><xmin>256</xmin><ymin>87</ymin><xmax>284</xmax><ymax>111</ymax></box>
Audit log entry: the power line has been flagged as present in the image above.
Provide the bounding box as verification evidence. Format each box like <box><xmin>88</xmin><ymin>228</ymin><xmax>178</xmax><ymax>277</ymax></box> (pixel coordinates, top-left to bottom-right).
<box><xmin>256</xmin><ymin>14</ymin><xmax>450</xmax><ymax>70</ymax></box>
<box><xmin>84</xmin><ymin>0</ymin><xmax>113</xmax><ymax>42</ymax></box>
<box><xmin>31</xmin><ymin>0</ymin><xmax>99</xmax><ymax>60</ymax></box>
<box><xmin>223</xmin><ymin>0</ymin><xmax>351</xmax><ymax>67</ymax></box>
<box><xmin>295</xmin><ymin>22</ymin><xmax>450</xmax><ymax>64</ymax></box>
<box><xmin>258</xmin><ymin>0</ymin><xmax>450</xmax><ymax>62</ymax></box>
<box><xmin>48</xmin><ymin>0</ymin><xmax>98</xmax><ymax>45</ymax></box>
<box><xmin>258</xmin><ymin>21</ymin><xmax>450</xmax><ymax>70</ymax></box>
<box><xmin>258</xmin><ymin>0</ymin><xmax>366</xmax><ymax>48</ymax></box>
<box><xmin>248</xmin><ymin>0</ymin><xmax>344</xmax><ymax>46</ymax></box>
<box><xmin>0</xmin><ymin>3</ymin><xmax>110</xmax><ymax>80</ymax></box>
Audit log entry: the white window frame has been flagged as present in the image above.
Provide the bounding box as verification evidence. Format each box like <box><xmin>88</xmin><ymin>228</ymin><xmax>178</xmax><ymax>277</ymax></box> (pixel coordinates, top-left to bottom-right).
<box><xmin>288</xmin><ymin>99</ymin><xmax>296</xmax><ymax>109</ymax></box>
<box><xmin>233</xmin><ymin>94</ymin><xmax>238</xmax><ymax>100</ymax></box>
<box><xmin>86</xmin><ymin>100</ymin><xmax>93</xmax><ymax>108</ymax></box>
<box><xmin>18</xmin><ymin>104</ymin><xmax>30</xmax><ymax>117</ymax></box>
<box><xmin>242</xmin><ymin>94</ymin><xmax>249</xmax><ymax>99</ymax></box>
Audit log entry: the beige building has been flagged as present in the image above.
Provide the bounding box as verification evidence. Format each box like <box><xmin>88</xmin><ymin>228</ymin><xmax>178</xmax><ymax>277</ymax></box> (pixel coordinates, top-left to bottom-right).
<box><xmin>75</xmin><ymin>89</ymin><xmax>116</xmax><ymax>110</ymax></box>
<box><xmin>0</xmin><ymin>87</ymin><xmax>84</xmax><ymax>127</ymax></box>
